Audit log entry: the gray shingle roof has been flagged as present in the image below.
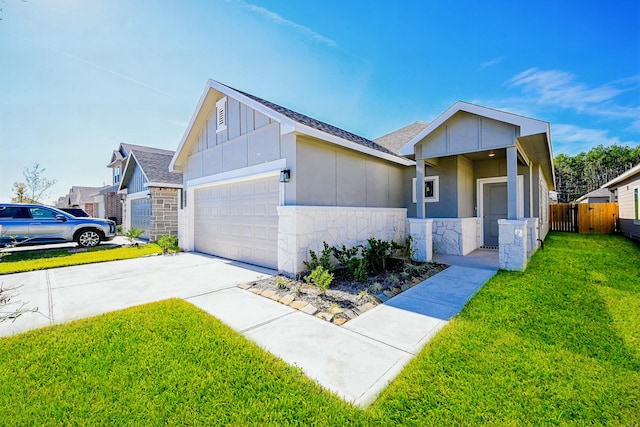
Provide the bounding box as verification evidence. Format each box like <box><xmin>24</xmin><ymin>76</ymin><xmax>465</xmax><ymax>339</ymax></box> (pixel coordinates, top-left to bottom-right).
<box><xmin>131</xmin><ymin>149</ymin><xmax>182</xmax><ymax>185</ymax></box>
<box><xmin>374</xmin><ymin>121</ymin><xmax>429</xmax><ymax>155</ymax></box>
<box><xmin>220</xmin><ymin>82</ymin><xmax>398</xmax><ymax>157</ymax></box>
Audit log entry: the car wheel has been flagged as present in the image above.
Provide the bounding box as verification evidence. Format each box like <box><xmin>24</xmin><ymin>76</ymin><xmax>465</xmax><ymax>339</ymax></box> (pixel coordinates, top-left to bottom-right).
<box><xmin>77</xmin><ymin>230</ymin><xmax>101</xmax><ymax>247</ymax></box>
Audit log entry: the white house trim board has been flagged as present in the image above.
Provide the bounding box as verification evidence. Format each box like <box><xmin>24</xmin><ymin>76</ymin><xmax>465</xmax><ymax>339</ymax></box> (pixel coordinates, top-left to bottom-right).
<box><xmin>186</xmin><ymin>158</ymin><xmax>286</xmax><ymax>190</ymax></box>
<box><xmin>144</xmin><ymin>182</ymin><xmax>184</xmax><ymax>189</ymax></box>
<box><xmin>477</xmin><ymin>176</ymin><xmax>524</xmax><ymax>246</ymax></box>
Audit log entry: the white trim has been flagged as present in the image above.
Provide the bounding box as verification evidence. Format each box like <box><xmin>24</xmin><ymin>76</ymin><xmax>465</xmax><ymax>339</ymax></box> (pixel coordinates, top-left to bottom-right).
<box><xmin>477</xmin><ymin>176</ymin><xmax>524</xmax><ymax>246</ymax></box>
<box><xmin>144</xmin><ymin>182</ymin><xmax>183</xmax><ymax>189</ymax></box>
<box><xmin>186</xmin><ymin>158</ymin><xmax>286</xmax><ymax>190</ymax></box>
<box><xmin>411</xmin><ymin>175</ymin><xmax>440</xmax><ymax>203</ymax></box>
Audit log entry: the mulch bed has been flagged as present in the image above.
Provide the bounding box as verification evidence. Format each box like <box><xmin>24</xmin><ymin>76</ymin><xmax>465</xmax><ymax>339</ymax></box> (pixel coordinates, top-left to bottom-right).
<box><xmin>239</xmin><ymin>260</ymin><xmax>448</xmax><ymax>325</ymax></box>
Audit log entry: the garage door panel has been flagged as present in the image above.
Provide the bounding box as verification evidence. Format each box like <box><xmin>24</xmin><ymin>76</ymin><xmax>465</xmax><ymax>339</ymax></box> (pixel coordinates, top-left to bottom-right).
<box><xmin>194</xmin><ymin>176</ymin><xmax>279</xmax><ymax>269</ymax></box>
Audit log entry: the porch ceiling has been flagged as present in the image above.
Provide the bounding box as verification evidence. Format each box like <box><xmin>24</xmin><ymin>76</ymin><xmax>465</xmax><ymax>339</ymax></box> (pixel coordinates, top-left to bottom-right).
<box><xmin>517</xmin><ymin>132</ymin><xmax>555</xmax><ymax>190</ymax></box>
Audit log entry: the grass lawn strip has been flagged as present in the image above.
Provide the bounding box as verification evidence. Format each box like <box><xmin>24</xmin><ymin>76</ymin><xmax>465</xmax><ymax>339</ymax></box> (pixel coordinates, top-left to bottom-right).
<box><xmin>0</xmin><ymin>233</ymin><xmax>638</xmax><ymax>425</ymax></box>
<box><xmin>0</xmin><ymin>244</ymin><xmax>163</xmax><ymax>274</ymax></box>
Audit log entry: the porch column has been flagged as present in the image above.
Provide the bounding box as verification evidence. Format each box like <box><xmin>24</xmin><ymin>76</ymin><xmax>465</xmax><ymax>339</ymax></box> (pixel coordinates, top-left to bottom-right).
<box><xmin>507</xmin><ymin>146</ymin><xmax>518</xmax><ymax>220</ymax></box>
<box><xmin>406</xmin><ymin>218</ymin><xmax>433</xmax><ymax>262</ymax></box>
<box><xmin>416</xmin><ymin>159</ymin><xmax>425</xmax><ymax>219</ymax></box>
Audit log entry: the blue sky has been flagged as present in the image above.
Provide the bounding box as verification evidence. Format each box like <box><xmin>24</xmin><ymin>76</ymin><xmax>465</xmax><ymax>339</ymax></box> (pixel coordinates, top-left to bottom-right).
<box><xmin>1</xmin><ymin>0</ymin><xmax>638</xmax><ymax>204</ymax></box>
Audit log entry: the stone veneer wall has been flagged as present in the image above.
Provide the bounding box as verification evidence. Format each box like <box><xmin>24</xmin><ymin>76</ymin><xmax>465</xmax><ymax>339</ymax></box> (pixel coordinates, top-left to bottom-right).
<box><xmin>149</xmin><ymin>187</ymin><xmax>180</xmax><ymax>241</ymax></box>
<box><xmin>525</xmin><ymin>218</ymin><xmax>539</xmax><ymax>259</ymax></box>
<box><xmin>277</xmin><ymin>206</ymin><xmax>407</xmax><ymax>276</ymax></box>
<box><xmin>431</xmin><ymin>218</ymin><xmax>480</xmax><ymax>256</ymax></box>
<box><xmin>498</xmin><ymin>219</ymin><xmax>528</xmax><ymax>271</ymax></box>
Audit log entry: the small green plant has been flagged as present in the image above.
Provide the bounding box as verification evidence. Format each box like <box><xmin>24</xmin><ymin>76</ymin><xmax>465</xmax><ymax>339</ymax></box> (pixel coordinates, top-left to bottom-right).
<box><xmin>387</xmin><ymin>274</ymin><xmax>399</xmax><ymax>285</ymax></box>
<box><xmin>293</xmin><ymin>285</ymin><xmax>302</xmax><ymax>296</ymax></box>
<box><xmin>157</xmin><ymin>235</ymin><xmax>179</xmax><ymax>254</ymax></box>
<box><xmin>350</xmin><ymin>257</ymin><xmax>368</xmax><ymax>282</ymax></box>
<box><xmin>275</xmin><ymin>277</ymin><xmax>289</xmax><ymax>290</ymax></box>
<box><xmin>368</xmin><ymin>282</ymin><xmax>383</xmax><ymax>294</ymax></box>
<box><xmin>362</xmin><ymin>237</ymin><xmax>393</xmax><ymax>274</ymax></box>
<box><xmin>331</xmin><ymin>244</ymin><xmax>361</xmax><ymax>267</ymax></box>
<box><xmin>304</xmin><ymin>266</ymin><xmax>334</xmax><ymax>293</ymax></box>
<box><xmin>123</xmin><ymin>227</ymin><xmax>145</xmax><ymax>245</ymax></box>
<box><xmin>303</xmin><ymin>242</ymin><xmax>334</xmax><ymax>272</ymax></box>
<box><xmin>393</xmin><ymin>236</ymin><xmax>416</xmax><ymax>263</ymax></box>
<box><xmin>404</xmin><ymin>262</ymin><xmax>428</xmax><ymax>276</ymax></box>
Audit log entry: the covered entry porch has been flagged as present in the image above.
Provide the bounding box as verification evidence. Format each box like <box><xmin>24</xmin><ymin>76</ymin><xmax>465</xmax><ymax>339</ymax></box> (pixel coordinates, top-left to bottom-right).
<box><xmin>400</xmin><ymin>102</ymin><xmax>555</xmax><ymax>271</ymax></box>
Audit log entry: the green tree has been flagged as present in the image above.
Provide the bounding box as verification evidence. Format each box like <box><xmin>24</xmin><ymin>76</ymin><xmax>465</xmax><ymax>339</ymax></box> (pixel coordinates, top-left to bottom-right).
<box><xmin>10</xmin><ymin>182</ymin><xmax>31</xmax><ymax>203</ymax></box>
<box><xmin>554</xmin><ymin>144</ymin><xmax>640</xmax><ymax>202</ymax></box>
<box><xmin>12</xmin><ymin>163</ymin><xmax>57</xmax><ymax>204</ymax></box>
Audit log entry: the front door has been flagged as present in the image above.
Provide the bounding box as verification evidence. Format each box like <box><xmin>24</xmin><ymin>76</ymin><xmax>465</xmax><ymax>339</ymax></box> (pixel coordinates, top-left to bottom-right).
<box><xmin>483</xmin><ymin>182</ymin><xmax>507</xmax><ymax>246</ymax></box>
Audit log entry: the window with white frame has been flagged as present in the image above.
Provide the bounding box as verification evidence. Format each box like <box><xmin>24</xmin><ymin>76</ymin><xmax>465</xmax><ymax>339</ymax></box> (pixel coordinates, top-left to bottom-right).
<box><xmin>634</xmin><ymin>187</ymin><xmax>639</xmax><ymax>224</ymax></box>
<box><xmin>215</xmin><ymin>97</ymin><xmax>227</xmax><ymax>133</ymax></box>
<box><xmin>412</xmin><ymin>176</ymin><xmax>440</xmax><ymax>203</ymax></box>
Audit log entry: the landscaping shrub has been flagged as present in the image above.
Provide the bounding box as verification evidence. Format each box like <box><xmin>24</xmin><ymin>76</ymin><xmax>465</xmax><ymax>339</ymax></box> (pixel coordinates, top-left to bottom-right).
<box><xmin>362</xmin><ymin>237</ymin><xmax>393</xmax><ymax>274</ymax></box>
<box><xmin>123</xmin><ymin>227</ymin><xmax>145</xmax><ymax>245</ymax></box>
<box><xmin>157</xmin><ymin>235</ymin><xmax>179</xmax><ymax>254</ymax></box>
<box><xmin>304</xmin><ymin>266</ymin><xmax>334</xmax><ymax>293</ymax></box>
<box><xmin>303</xmin><ymin>242</ymin><xmax>334</xmax><ymax>272</ymax></box>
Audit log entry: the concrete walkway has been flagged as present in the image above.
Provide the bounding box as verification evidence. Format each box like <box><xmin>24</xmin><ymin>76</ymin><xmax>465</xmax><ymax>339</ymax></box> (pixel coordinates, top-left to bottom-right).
<box><xmin>0</xmin><ymin>253</ymin><xmax>496</xmax><ymax>407</ymax></box>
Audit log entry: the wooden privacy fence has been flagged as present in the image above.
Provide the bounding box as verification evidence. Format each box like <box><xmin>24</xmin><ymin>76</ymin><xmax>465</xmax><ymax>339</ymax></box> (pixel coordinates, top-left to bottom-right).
<box><xmin>550</xmin><ymin>203</ymin><xmax>619</xmax><ymax>234</ymax></box>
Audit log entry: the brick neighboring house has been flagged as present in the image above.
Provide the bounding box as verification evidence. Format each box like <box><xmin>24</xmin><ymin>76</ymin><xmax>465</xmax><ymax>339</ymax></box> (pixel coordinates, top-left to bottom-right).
<box><xmin>111</xmin><ymin>143</ymin><xmax>182</xmax><ymax>241</ymax></box>
<box><xmin>56</xmin><ymin>186</ymin><xmax>109</xmax><ymax>216</ymax></box>
<box><xmin>92</xmin><ymin>184</ymin><xmax>123</xmax><ymax>224</ymax></box>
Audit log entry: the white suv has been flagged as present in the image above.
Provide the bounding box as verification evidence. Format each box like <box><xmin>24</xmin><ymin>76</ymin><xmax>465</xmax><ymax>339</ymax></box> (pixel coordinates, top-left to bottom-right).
<box><xmin>0</xmin><ymin>203</ymin><xmax>116</xmax><ymax>248</ymax></box>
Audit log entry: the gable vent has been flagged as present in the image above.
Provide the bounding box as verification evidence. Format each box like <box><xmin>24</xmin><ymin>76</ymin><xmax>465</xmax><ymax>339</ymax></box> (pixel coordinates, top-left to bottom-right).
<box><xmin>216</xmin><ymin>97</ymin><xmax>227</xmax><ymax>133</ymax></box>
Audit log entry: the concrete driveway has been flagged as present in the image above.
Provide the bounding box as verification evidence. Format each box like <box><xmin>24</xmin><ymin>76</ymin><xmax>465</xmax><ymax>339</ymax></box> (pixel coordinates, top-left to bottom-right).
<box><xmin>0</xmin><ymin>253</ymin><xmax>273</xmax><ymax>337</ymax></box>
<box><xmin>0</xmin><ymin>252</ymin><xmax>495</xmax><ymax>406</ymax></box>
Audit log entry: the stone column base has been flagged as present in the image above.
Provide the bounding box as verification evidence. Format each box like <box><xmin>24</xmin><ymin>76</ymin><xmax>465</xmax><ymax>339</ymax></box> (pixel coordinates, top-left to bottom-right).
<box><xmin>498</xmin><ymin>219</ymin><xmax>528</xmax><ymax>271</ymax></box>
<box><xmin>406</xmin><ymin>218</ymin><xmax>433</xmax><ymax>262</ymax></box>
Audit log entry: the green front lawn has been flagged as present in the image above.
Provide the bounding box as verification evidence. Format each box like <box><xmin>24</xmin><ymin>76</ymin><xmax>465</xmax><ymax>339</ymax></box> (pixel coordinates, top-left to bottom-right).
<box><xmin>0</xmin><ymin>233</ymin><xmax>638</xmax><ymax>425</ymax></box>
<box><xmin>0</xmin><ymin>244</ymin><xmax>163</xmax><ymax>274</ymax></box>
<box><xmin>372</xmin><ymin>233</ymin><xmax>640</xmax><ymax>425</ymax></box>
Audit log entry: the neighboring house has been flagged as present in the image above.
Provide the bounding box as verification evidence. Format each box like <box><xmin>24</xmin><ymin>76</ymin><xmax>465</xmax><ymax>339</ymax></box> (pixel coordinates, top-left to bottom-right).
<box><xmin>601</xmin><ymin>163</ymin><xmax>640</xmax><ymax>240</ymax></box>
<box><xmin>170</xmin><ymin>80</ymin><xmax>555</xmax><ymax>274</ymax></box>
<box><xmin>56</xmin><ymin>186</ymin><xmax>109</xmax><ymax>217</ymax></box>
<box><xmin>92</xmin><ymin>184</ymin><xmax>122</xmax><ymax>224</ymax></box>
<box><xmin>115</xmin><ymin>143</ymin><xmax>183</xmax><ymax>241</ymax></box>
<box><xmin>575</xmin><ymin>188</ymin><xmax>612</xmax><ymax>204</ymax></box>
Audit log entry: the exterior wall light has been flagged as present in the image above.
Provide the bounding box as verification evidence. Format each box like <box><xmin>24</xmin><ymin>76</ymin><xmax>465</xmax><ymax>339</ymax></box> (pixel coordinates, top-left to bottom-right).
<box><xmin>280</xmin><ymin>169</ymin><xmax>291</xmax><ymax>183</ymax></box>
<box><xmin>488</xmin><ymin>150</ymin><xmax>496</xmax><ymax>157</ymax></box>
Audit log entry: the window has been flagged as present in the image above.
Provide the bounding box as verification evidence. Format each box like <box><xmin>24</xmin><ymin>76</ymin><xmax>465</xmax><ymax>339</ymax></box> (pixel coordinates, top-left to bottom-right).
<box><xmin>114</xmin><ymin>166</ymin><xmax>121</xmax><ymax>184</ymax></box>
<box><xmin>29</xmin><ymin>207</ymin><xmax>58</xmax><ymax>219</ymax></box>
<box><xmin>412</xmin><ymin>176</ymin><xmax>440</xmax><ymax>203</ymax></box>
<box><xmin>216</xmin><ymin>97</ymin><xmax>227</xmax><ymax>133</ymax></box>
<box><xmin>634</xmin><ymin>187</ymin><xmax>639</xmax><ymax>224</ymax></box>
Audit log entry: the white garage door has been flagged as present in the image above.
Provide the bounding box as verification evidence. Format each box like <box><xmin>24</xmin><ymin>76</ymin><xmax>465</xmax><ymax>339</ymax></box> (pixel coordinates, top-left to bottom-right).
<box><xmin>194</xmin><ymin>176</ymin><xmax>279</xmax><ymax>269</ymax></box>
